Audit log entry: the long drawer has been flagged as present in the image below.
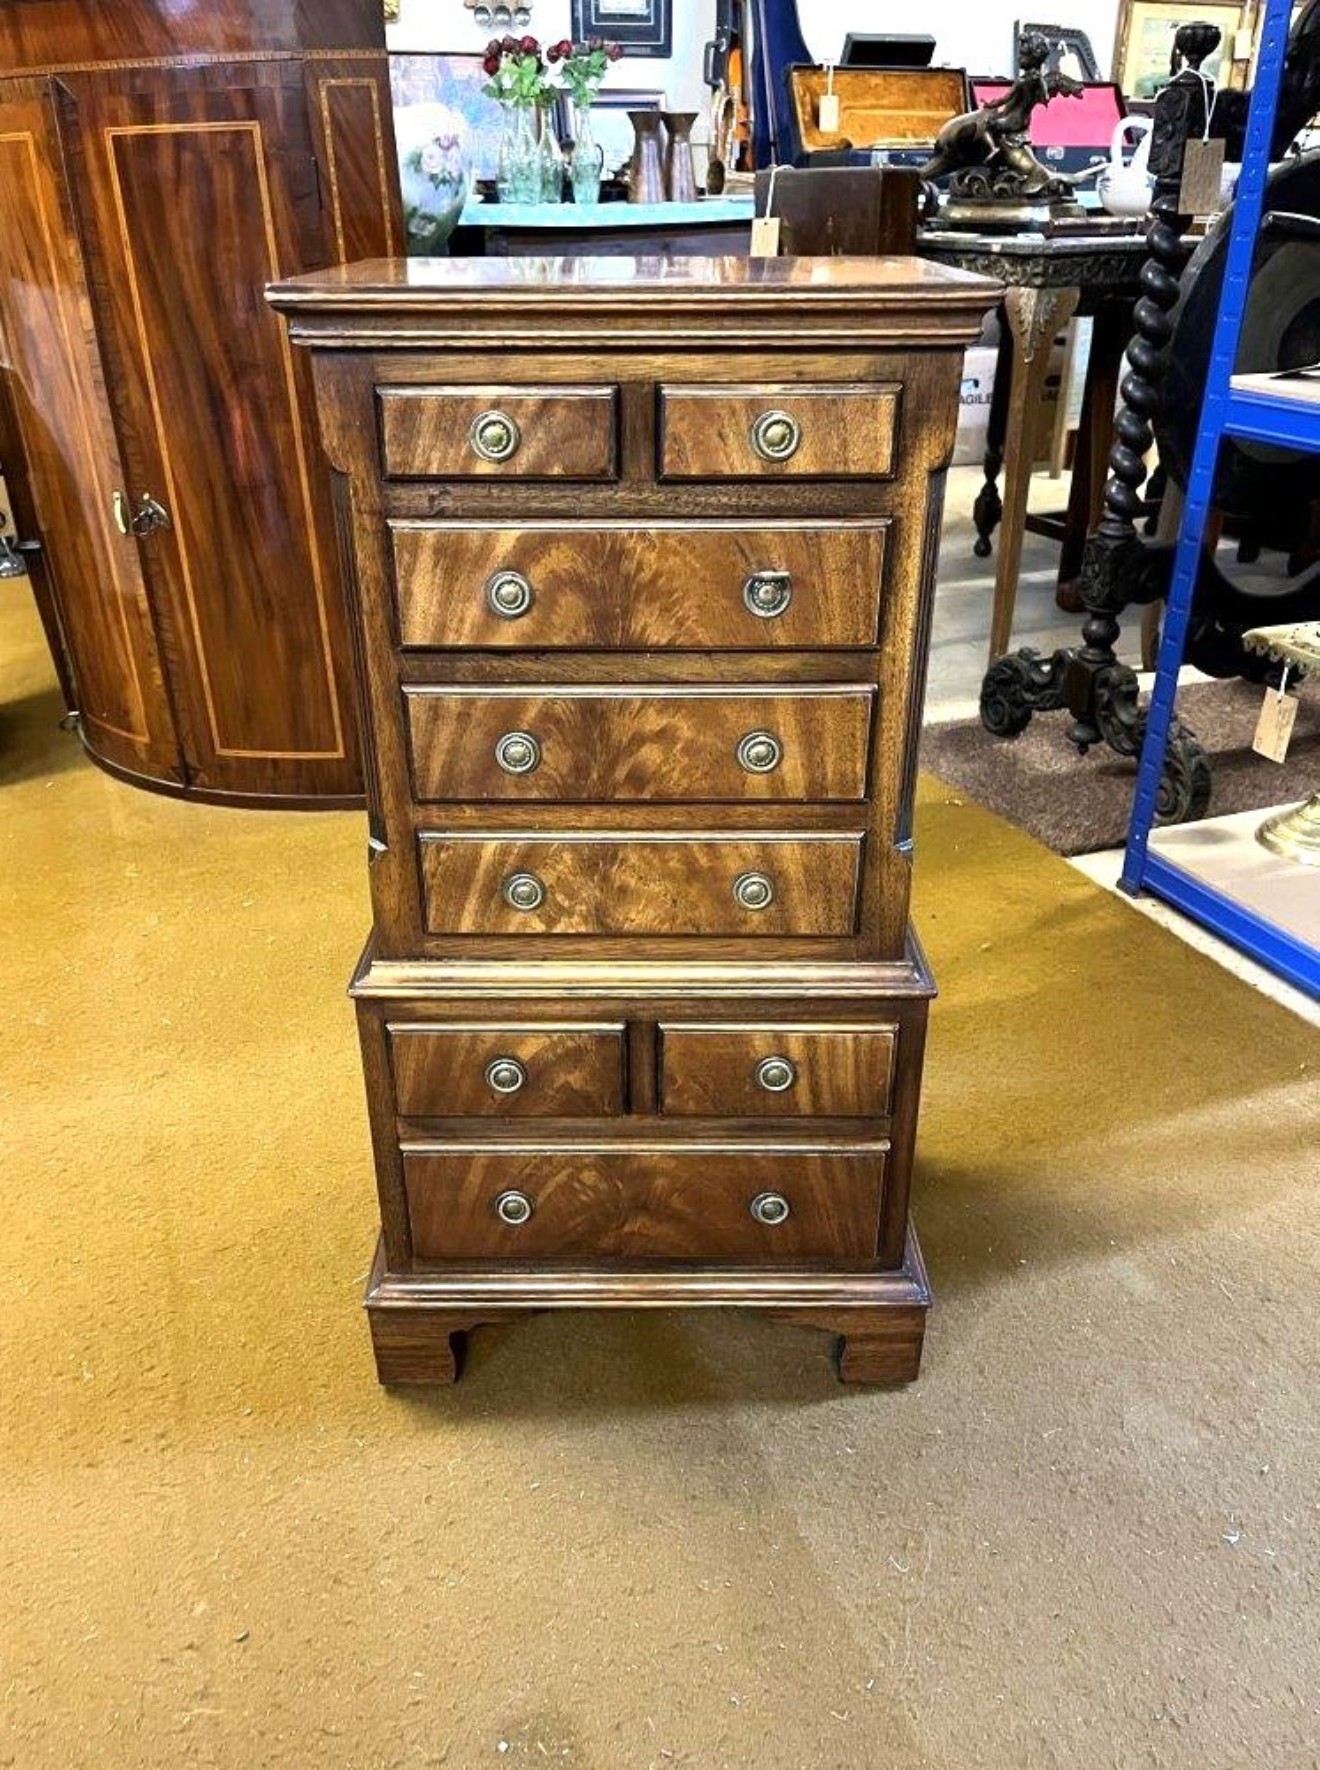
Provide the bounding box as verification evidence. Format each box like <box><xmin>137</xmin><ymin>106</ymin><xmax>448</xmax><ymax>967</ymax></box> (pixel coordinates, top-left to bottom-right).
<box><xmin>659</xmin><ymin>1023</ymin><xmax>898</xmax><ymax>1117</ymax></box>
<box><xmin>388</xmin><ymin>520</ymin><xmax>889</xmax><ymax>650</ymax></box>
<box><xmin>658</xmin><ymin>384</ymin><xmax>901</xmax><ymax>480</ymax></box>
<box><xmin>403</xmin><ymin>684</ymin><xmax>874</xmax><ymax>803</ymax></box>
<box><xmin>417</xmin><ymin>832</ymin><xmax>864</xmax><ymax>937</ymax></box>
<box><xmin>402</xmin><ymin>1143</ymin><xmax>888</xmax><ymax>1262</ymax></box>
<box><xmin>389</xmin><ymin>1022</ymin><xmax>626</xmax><ymax>1117</ymax></box>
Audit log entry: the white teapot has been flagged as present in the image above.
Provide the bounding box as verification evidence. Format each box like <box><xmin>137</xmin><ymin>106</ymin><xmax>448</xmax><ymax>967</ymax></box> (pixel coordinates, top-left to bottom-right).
<box><xmin>1096</xmin><ymin>115</ymin><xmax>1155</xmax><ymax>218</ymax></box>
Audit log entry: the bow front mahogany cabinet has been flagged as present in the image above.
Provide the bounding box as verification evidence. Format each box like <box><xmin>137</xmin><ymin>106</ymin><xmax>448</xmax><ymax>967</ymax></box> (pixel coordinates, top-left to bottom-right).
<box><xmin>0</xmin><ymin>0</ymin><xmax>401</xmax><ymax>801</ymax></box>
<box><xmin>267</xmin><ymin>255</ymin><xmax>995</xmax><ymax>1385</ymax></box>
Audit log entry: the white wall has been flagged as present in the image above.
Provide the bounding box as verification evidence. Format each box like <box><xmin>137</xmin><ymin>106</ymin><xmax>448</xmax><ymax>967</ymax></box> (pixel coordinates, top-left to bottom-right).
<box><xmin>386</xmin><ymin>0</ymin><xmax>1125</xmax><ymax>129</ymax></box>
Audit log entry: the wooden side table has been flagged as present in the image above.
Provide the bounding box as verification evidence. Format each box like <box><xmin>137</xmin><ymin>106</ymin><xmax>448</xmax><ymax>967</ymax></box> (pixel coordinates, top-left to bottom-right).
<box><xmin>919</xmin><ymin>229</ymin><xmax>1147</xmax><ymax>662</ymax></box>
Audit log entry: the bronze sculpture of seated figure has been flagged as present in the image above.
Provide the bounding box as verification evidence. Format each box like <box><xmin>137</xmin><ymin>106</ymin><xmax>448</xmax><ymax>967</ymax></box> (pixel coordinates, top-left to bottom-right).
<box><xmin>921</xmin><ymin>30</ymin><xmax>1082</xmax><ymax>202</ymax></box>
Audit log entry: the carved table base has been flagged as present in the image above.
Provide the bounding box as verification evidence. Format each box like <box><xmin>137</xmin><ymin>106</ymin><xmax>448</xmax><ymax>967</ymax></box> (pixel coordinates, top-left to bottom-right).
<box><xmin>365</xmin><ymin>1229</ymin><xmax>932</xmax><ymax>1388</ymax></box>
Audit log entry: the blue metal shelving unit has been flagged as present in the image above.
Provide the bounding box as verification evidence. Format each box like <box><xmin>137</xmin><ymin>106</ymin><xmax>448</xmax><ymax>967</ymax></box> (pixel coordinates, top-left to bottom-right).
<box><xmin>1121</xmin><ymin>0</ymin><xmax>1320</xmax><ymax>999</ymax></box>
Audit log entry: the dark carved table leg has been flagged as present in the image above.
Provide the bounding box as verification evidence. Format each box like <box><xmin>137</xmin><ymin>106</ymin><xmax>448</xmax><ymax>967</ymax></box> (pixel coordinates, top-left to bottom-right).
<box><xmin>972</xmin><ymin>308</ymin><xmax>1012</xmax><ymax>558</ymax></box>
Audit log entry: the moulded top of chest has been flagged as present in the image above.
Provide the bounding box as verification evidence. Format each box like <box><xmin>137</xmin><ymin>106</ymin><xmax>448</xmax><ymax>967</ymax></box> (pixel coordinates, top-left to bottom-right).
<box><xmin>266</xmin><ymin>254</ymin><xmax>997</xmax><ymax>352</ymax></box>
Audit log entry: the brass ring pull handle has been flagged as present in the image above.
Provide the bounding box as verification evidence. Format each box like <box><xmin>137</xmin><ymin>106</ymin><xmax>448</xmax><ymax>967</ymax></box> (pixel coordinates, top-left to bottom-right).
<box><xmin>469</xmin><ymin>409</ymin><xmax>522</xmax><ymax>463</ymax></box>
<box><xmin>486</xmin><ymin>570</ymin><xmax>534</xmax><ymax>619</ymax></box>
<box><xmin>494</xmin><ymin>1189</ymin><xmax>534</xmax><ymax>1225</ymax></box>
<box><xmin>736</xmin><ymin>730</ymin><xmax>782</xmax><ymax>774</ymax></box>
<box><xmin>750</xmin><ymin>409</ymin><xmax>802</xmax><ymax>463</ymax></box>
<box><xmin>742</xmin><ymin>570</ymin><xmax>792</xmax><ymax>619</ymax></box>
<box><xmin>750</xmin><ymin>1191</ymin><xmax>791</xmax><ymax>1226</ymax></box>
<box><xmin>494</xmin><ymin>730</ymin><xmax>541</xmax><ymax>775</ymax></box>
<box><xmin>755</xmin><ymin>1055</ymin><xmax>797</xmax><ymax>1093</ymax></box>
<box><xmin>502</xmin><ymin>870</ymin><xmax>546</xmax><ymax>912</ymax></box>
<box><xmin>732</xmin><ymin>870</ymin><xmax>775</xmax><ymax>911</ymax></box>
<box><xmin>485</xmin><ymin>1057</ymin><xmax>527</xmax><ymax>1095</ymax></box>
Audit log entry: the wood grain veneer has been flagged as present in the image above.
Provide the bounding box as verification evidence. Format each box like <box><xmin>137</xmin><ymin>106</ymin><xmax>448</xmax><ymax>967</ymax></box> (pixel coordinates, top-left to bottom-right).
<box><xmin>389</xmin><ymin>520</ymin><xmax>890</xmax><ymax>651</ymax></box>
<box><xmin>403</xmin><ymin>684</ymin><xmax>874</xmax><ymax>803</ymax></box>
<box><xmin>269</xmin><ymin>256</ymin><xmax>996</xmax><ymax>1387</ymax></box>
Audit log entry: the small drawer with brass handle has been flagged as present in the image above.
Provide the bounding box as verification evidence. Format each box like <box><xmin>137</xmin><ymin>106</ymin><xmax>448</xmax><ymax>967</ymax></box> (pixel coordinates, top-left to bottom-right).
<box><xmin>377</xmin><ymin>385</ymin><xmax>619</xmax><ymax>480</ymax></box>
<box><xmin>402</xmin><ymin>1143</ymin><xmax>889</xmax><ymax>1262</ymax></box>
<box><xmin>658</xmin><ymin>1024</ymin><xmax>899</xmax><ymax>1117</ymax></box>
<box><xmin>403</xmin><ymin>684</ymin><xmax>873</xmax><ymax>803</ymax></box>
<box><xmin>387</xmin><ymin>1021</ymin><xmax>626</xmax><ymax>1117</ymax></box>
<box><xmin>657</xmin><ymin>384</ymin><xmax>901</xmax><ymax>480</ymax></box>
<box><xmin>389</xmin><ymin>519</ymin><xmax>889</xmax><ymax>650</ymax></box>
<box><xmin>418</xmin><ymin>832</ymin><xmax>863</xmax><ymax>937</ymax></box>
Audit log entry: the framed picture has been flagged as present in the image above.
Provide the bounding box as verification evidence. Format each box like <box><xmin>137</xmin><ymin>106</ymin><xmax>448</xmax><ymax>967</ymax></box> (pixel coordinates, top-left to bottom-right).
<box><xmin>1014</xmin><ymin>22</ymin><xmax>1101</xmax><ymax>80</ymax></box>
<box><xmin>570</xmin><ymin>0</ymin><xmax>672</xmax><ymax>59</ymax></box>
<box><xmin>1113</xmin><ymin>0</ymin><xmax>1240</xmax><ymax>100</ymax></box>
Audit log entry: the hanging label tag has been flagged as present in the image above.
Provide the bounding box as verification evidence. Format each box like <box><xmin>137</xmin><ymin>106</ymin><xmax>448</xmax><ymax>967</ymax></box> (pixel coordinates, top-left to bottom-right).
<box><xmin>818</xmin><ymin>92</ymin><xmax>841</xmax><ymax>133</ymax></box>
<box><xmin>750</xmin><ymin>214</ymin><xmax>781</xmax><ymax>257</ymax></box>
<box><xmin>1253</xmin><ymin>687</ymin><xmax>1299</xmax><ymax>762</ymax></box>
<box><xmin>1179</xmin><ymin>138</ymin><xmax>1226</xmax><ymax>214</ymax></box>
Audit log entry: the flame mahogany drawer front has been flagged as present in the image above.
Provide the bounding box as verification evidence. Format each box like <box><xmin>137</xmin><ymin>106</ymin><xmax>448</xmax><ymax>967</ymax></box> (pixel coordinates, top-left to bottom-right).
<box><xmin>658</xmin><ymin>385</ymin><xmax>901</xmax><ymax>480</ymax></box>
<box><xmin>388</xmin><ymin>520</ymin><xmax>890</xmax><ymax>650</ymax></box>
<box><xmin>659</xmin><ymin>1024</ymin><xmax>898</xmax><ymax>1118</ymax></box>
<box><xmin>403</xmin><ymin>685</ymin><xmax>874</xmax><ymax>803</ymax></box>
<box><xmin>377</xmin><ymin>385</ymin><xmax>619</xmax><ymax>480</ymax></box>
<box><xmin>388</xmin><ymin>1023</ymin><xmax>627</xmax><ymax>1118</ymax></box>
<box><xmin>402</xmin><ymin>1145</ymin><xmax>889</xmax><ymax>1263</ymax></box>
<box><xmin>418</xmin><ymin>833</ymin><xmax>864</xmax><ymax>937</ymax></box>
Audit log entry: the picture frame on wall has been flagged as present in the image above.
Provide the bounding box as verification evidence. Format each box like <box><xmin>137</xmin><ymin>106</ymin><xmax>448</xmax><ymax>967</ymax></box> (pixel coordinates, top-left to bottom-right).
<box><xmin>1112</xmin><ymin>0</ymin><xmax>1240</xmax><ymax>99</ymax></box>
<box><xmin>570</xmin><ymin>0</ymin><xmax>672</xmax><ymax>59</ymax></box>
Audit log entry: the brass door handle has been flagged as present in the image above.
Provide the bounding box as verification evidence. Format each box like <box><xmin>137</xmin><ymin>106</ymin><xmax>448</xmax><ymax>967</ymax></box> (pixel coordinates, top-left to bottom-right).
<box><xmin>112</xmin><ymin>490</ymin><xmax>171</xmax><ymax>538</ymax></box>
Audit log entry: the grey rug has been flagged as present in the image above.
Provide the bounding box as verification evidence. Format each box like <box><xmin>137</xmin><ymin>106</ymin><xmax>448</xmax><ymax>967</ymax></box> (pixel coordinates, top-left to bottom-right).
<box><xmin>921</xmin><ymin>676</ymin><xmax>1320</xmax><ymax>856</ymax></box>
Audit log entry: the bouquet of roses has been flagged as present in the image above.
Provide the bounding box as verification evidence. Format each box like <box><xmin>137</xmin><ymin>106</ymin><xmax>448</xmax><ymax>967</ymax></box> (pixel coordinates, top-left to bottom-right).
<box><xmin>548</xmin><ymin>38</ymin><xmax>624</xmax><ymax>111</ymax></box>
<box><xmin>481</xmin><ymin>35</ymin><xmax>551</xmax><ymax>108</ymax></box>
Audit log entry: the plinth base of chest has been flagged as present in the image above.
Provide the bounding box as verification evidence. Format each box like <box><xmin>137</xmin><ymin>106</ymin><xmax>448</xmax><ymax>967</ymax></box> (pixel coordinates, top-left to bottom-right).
<box><xmin>363</xmin><ymin>1227</ymin><xmax>931</xmax><ymax>1387</ymax></box>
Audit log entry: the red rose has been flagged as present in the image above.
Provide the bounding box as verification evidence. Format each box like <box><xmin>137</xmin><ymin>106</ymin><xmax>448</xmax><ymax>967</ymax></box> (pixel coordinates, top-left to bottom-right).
<box><xmin>520</xmin><ymin>33</ymin><xmax>538</xmax><ymax>53</ymax></box>
<box><xmin>501</xmin><ymin>34</ymin><xmax>518</xmax><ymax>51</ymax></box>
<box><xmin>482</xmin><ymin>53</ymin><xmax>500</xmax><ymax>74</ymax></box>
<box><xmin>606</xmin><ymin>42</ymin><xmax>623</xmax><ymax>59</ymax></box>
<box><xmin>546</xmin><ymin>43</ymin><xmax>562</xmax><ymax>61</ymax></box>
<box><xmin>558</xmin><ymin>38</ymin><xmax>574</xmax><ymax>56</ymax></box>
<box><xmin>486</xmin><ymin>37</ymin><xmax>502</xmax><ymax>55</ymax></box>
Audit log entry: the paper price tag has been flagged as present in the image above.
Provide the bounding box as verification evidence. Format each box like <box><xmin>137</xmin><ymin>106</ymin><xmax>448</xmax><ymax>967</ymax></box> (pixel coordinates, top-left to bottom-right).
<box><xmin>1179</xmin><ymin>138</ymin><xmax>1226</xmax><ymax>215</ymax></box>
<box><xmin>1253</xmin><ymin>687</ymin><xmax>1299</xmax><ymax>763</ymax></box>
<box><xmin>818</xmin><ymin>91</ymin><xmax>841</xmax><ymax>133</ymax></box>
<box><xmin>750</xmin><ymin>214</ymin><xmax>781</xmax><ymax>257</ymax></box>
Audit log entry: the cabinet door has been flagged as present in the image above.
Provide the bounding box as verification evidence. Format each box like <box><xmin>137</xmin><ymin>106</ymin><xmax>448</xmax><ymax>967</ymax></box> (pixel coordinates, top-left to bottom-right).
<box><xmin>58</xmin><ymin>63</ymin><xmax>361</xmax><ymax>799</ymax></box>
<box><xmin>0</xmin><ymin>79</ymin><xmax>180</xmax><ymax>783</ymax></box>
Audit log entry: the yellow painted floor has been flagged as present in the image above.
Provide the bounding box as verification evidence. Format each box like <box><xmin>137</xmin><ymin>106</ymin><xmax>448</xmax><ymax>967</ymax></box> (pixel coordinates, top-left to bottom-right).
<box><xmin>2</xmin><ymin>584</ymin><xmax>1318</xmax><ymax>1769</ymax></box>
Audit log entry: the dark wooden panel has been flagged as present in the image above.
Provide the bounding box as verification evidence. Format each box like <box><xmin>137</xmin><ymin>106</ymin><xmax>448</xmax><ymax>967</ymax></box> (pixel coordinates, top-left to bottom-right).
<box><xmin>403</xmin><ymin>1145</ymin><xmax>888</xmax><ymax>1262</ymax></box>
<box><xmin>389</xmin><ymin>1022</ymin><xmax>626</xmax><ymax>1117</ymax></box>
<box><xmin>0</xmin><ymin>0</ymin><xmax>383</xmax><ymax>69</ymax></box>
<box><xmin>659</xmin><ymin>1024</ymin><xmax>898</xmax><ymax>1117</ymax></box>
<box><xmin>390</xmin><ymin>519</ymin><xmax>889</xmax><ymax>651</ymax></box>
<box><xmin>404</xmin><ymin>685</ymin><xmax>874</xmax><ymax>803</ymax></box>
<box><xmin>378</xmin><ymin>386</ymin><xmax>619</xmax><ymax>481</ymax></box>
<box><xmin>659</xmin><ymin>385</ymin><xmax>901</xmax><ymax>480</ymax></box>
<box><xmin>65</xmin><ymin>66</ymin><xmax>360</xmax><ymax>795</ymax></box>
<box><xmin>306</xmin><ymin>64</ymin><xmax>400</xmax><ymax>265</ymax></box>
<box><xmin>418</xmin><ymin>833</ymin><xmax>864</xmax><ymax>937</ymax></box>
<box><xmin>0</xmin><ymin>86</ymin><xmax>179</xmax><ymax>782</ymax></box>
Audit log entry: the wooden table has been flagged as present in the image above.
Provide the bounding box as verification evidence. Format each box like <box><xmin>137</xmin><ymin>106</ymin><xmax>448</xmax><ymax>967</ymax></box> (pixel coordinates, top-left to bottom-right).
<box><xmin>450</xmin><ymin>196</ymin><xmax>755</xmax><ymax>258</ymax></box>
<box><xmin>919</xmin><ymin>228</ymin><xmax>1148</xmax><ymax>662</ymax></box>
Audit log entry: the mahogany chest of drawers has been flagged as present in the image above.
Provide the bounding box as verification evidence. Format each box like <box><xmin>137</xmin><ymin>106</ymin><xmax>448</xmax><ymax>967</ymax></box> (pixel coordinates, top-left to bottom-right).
<box><xmin>268</xmin><ymin>255</ymin><xmax>994</xmax><ymax>1386</ymax></box>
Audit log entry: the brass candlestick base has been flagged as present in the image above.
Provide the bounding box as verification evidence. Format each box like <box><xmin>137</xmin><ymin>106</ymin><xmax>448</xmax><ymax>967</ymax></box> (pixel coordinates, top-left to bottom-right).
<box><xmin>1257</xmin><ymin>793</ymin><xmax>1320</xmax><ymax>866</ymax></box>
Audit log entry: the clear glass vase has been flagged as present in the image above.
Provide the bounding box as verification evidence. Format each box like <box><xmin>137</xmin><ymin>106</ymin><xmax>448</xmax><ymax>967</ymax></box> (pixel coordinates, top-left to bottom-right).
<box><xmin>569</xmin><ymin>106</ymin><xmax>605</xmax><ymax>205</ymax></box>
<box><xmin>497</xmin><ymin>105</ymin><xmax>540</xmax><ymax>205</ymax></box>
<box><xmin>535</xmin><ymin>106</ymin><xmax>565</xmax><ymax>204</ymax></box>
